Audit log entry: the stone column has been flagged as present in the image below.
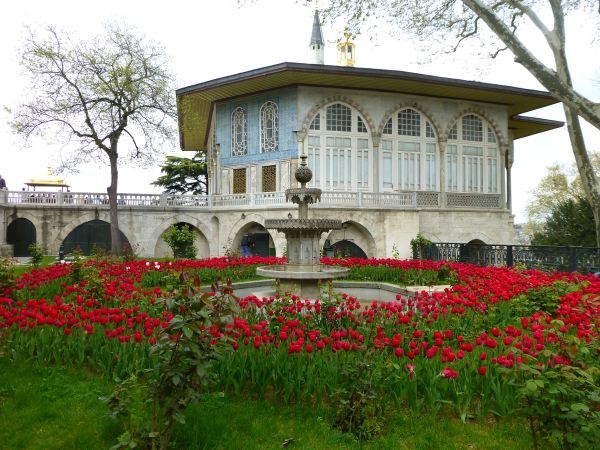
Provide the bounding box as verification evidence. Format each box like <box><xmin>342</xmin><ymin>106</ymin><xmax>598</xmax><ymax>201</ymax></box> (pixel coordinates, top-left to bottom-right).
<box><xmin>0</xmin><ymin>207</ymin><xmax>8</xmax><ymax>245</ymax></box>
<box><xmin>439</xmin><ymin>137</ymin><xmax>447</xmax><ymax>208</ymax></box>
<box><xmin>505</xmin><ymin>140</ymin><xmax>514</xmax><ymax>212</ymax></box>
<box><xmin>214</xmin><ymin>144</ymin><xmax>221</xmax><ymax>195</ymax></box>
<box><xmin>371</xmin><ymin>132</ymin><xmax>381</xmax><ymax>193</ymax></box>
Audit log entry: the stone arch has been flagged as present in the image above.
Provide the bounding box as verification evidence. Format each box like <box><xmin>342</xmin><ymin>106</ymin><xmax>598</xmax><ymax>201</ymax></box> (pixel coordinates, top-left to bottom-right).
<box><xmin>53</xmin><ymin>212</ymin><xmax>133</xmax><ymax>255</ymax></box>
<box><xmin>324</xmin><ymin>220</ymin><xmax>376</xmax><ymax>258</ymax></box>
<box><xmin>463</xmin><ymin>231</ymin><xmax>492</xmax><ymax>245</ymax></box>
<box><xmin>330</xmin><ymin>240</ymin><xmax>367</xmax><ymax>258</ymax></box>
<box><xmin>149</xmin><ymin>214</ymin><xmax>212</xmax><ymax>258</ymax></box>
<box><xmin>299</xmin><ymin>95</ymin><xmax>376</xmax><ymax>135</ymax></box>
<box><xmin>227</xmin><ymin>216</ymin><xmax>278</xmax><ymax>257</ymax></box>
<box><xmin>154</xmin><ymin>221</ymin><xmax>210</xmax><ymax>258</ymax></box>
<box><xmin>467</xmin><ymin>238</ymin><xmax>486</xmax><ymax>245</ymax></box>
<box><xmin>377</xmin><ymin>102</ymin><xmax>442</xmax><ymax>138</ymax></box>
<box><xmin>62</xmin><ymin>219</ymin><xmax>131</xmax><ymax>256</ymax></box>
<box><xmin>7</xmin><ymin>218</ymin><xmax>36</xmax><ymax>257</ymax></box>
<box><xmin>444</xmin><ymin>108</ymin><xmax>507</xmax><ymax>152</ymax></box>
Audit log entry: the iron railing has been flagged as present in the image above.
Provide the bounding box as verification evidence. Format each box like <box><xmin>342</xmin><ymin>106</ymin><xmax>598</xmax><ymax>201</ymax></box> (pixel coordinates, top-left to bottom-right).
<box><xmin>417</xmin><ymin>242</ymin><xmax>600</xmax><ymax>274</ymax></box>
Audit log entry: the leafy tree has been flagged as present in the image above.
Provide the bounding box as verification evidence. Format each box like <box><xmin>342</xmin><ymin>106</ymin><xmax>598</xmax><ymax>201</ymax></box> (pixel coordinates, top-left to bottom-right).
<box><xmin>532</xmin><ymin>196</ymin><xmax>596</xmax><ymax>246</ymax></box>
<box><xmin>152</xmin><ymin>152</ymin><xmax>208</xmax><ymax>195</ymax></box>
<box><xmin>298</xmin><ymin>0</ymin><xmax>600</xmax><ymax>245</ymax></box>
<box><xmin>526</xmin><ymin>152</ymin><xmax>599</xmax><ymax>236</ymax></box>
<box><xmin>10</xmin><ymin>23</ymin><xmax>177</xmax><ymax>255</ymax></box>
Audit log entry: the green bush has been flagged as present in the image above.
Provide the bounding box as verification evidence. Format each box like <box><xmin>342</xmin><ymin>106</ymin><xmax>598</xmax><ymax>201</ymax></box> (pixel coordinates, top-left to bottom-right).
<box><xmin>0</xmin><ymin>257</ymin><xmax>16</xmax><ymax>291</ymax></box>
<box><xmin>104</xmin><ymin>274</ymin><xmax>238</xmax><ymax>450</ymax></box>
<box><xmin>162</xmin><ymin>224</ymin><xmax>197</xmax><ymax>259</ymax></box>
<box><xmin>410</xmin><ymin>234</ymin><xmax>432</xmax><ymax>260</ymax></box>
<box><xmin>28</xmin><ymin>242</ymin><xmax>45</xmax><ymax>268</ymax></box>
<box><xmin>518</xmin><ymin>359</ymin><xmax>600</xmax><ymax>449</ymax></box>
<box><xmin>331</xmin><ymin>360</ymin><xmax>386</xmax><ymax>441</ymax></box>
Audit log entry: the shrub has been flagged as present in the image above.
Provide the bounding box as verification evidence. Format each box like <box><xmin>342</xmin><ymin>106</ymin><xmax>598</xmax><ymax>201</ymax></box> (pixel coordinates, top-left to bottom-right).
<box><xmin>331</xmin><ymin>360</ymin><xmax>386</xmax><ymax>441</ymax></box>
<box><xmin>518</xmin><ymin>360</ymin><xmax>600</xmax><ymax>449</ymax></box>
<box><xmin>28</xmin><ymin>242</ymin><xmax>44</xmax><ymax>268</ymax></box>
<box><xmin>410</xmin><ymin>234</ymin><xmax>431</xmax><ymax>260</ymax></box>
<box><xmin>162</xmin><ymin>224</ymin><xmax>197</xmax><ymax>259</ymax></box>
<box><xmin>0</xmin><ymin>257</ymin><xmax>15</xmax><ymax>291</ymax></box>
<box><xmin>104</xmin><ymin>274</ymin><xmax>238</xmax><ymax>450</ymax></box>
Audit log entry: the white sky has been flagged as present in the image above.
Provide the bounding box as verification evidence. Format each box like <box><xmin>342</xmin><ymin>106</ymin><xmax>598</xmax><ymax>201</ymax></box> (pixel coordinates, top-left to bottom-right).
<box><xmin>1</xmin><ymin>0</ymin><xmax>598</xmax><ymax>223</ymax></box>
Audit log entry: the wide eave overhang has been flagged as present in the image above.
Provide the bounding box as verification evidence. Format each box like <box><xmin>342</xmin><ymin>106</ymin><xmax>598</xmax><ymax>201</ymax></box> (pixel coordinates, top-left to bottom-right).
<box><xmin>176</xmin><ymin>62</ymin><xmax>562</xmax><ymax>151</ymax></box>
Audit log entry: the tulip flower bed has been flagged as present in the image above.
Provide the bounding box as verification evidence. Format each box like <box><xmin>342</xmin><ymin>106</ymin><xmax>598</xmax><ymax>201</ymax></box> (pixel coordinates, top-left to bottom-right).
<box><xmin>1</xmin><ymin>256</ymin><xmax>599</xmax><ymax>444</ymax></box>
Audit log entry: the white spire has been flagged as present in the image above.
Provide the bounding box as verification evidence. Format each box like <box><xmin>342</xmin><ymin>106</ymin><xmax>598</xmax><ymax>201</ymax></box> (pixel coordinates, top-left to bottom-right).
<box><xmin>309</xmin><ymin>10</ymin><xmax>325</xmax><ymax>65</ymax></box>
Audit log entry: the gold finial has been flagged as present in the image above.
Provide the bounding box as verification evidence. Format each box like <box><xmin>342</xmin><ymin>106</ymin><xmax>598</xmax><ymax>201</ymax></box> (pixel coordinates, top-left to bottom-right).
<box><xmin>337</xmin><ymin>28</ymin><xmax>355</xmax><ymax>67</ymax></box>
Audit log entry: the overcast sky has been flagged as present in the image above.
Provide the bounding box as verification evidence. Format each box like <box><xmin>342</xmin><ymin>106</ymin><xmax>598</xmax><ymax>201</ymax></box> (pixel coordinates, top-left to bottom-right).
<box><xmin>1</xmin><ymin>0</ymin><xmax>598</xmax><ymax>223</ymax></box>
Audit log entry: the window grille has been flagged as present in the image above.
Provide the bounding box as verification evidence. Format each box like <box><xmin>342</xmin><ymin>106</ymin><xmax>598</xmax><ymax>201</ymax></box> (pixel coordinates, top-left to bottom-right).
<box><xmin>398</xmin><ymin>109</ymin><xmax>421</xmax><ymax>136</ymax></box>
<box><xmin>487</xmin><ymin>127</ymin><xmax>496</xmax><ymax>143</ymax></box>
<box><xmin>462</xmin><ymin>115</ymin><xmax>483</xmax><ymax>142</ymax></box>
<box><xmin>309</xmin><ymin>113</ymin><xmax>320</xmax><ymax>130</ymax></box>
<box><xmin>260</xmin><ymin>101</ymin><xmax>279</xmax><ymax>152</ymax></box>
<box><xmin>383</xmin><ymin>118</ymin><xmax>392</xmax><ymax>134</ymax></box>
<box><xmin>262</xmin><ymin>165</ymin><xmax>276</xmax><ymax>192</ymax></box>
<box><xmin>308</xmin><ymin>135</ymin><xmax>321</xmax><ymax>185</ymax></box>
<box><xmin>426</xmin><ymin>121</ymin><xmax>435</xmax><ymax>138</ymax></box>
<box><xmin>231</xmin><ymin>107</ymin><xmax>247</xmax><ymax>156</ymax></box>
<box><xmin>448</xmin><ymin>124</ymin><xmax>458</xmax><ymax>140</ymax></box>
<box><xmin>326</xmin><ymin>103</ymin><xmax>352</xmax><ymax>132</ymax></box>
<box><xmin>233</xmin><ymin>168</ymin><xmax>246</xmax><ymax>194</ymax></box>
<box><xmin>357</xmin><ymin>116</ymin><xmax>368</xmax><ymax>133</ymax></box>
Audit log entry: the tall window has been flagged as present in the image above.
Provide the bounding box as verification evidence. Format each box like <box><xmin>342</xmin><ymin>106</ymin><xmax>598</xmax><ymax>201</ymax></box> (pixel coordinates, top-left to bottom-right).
<box><xmin>260</xmin><ymin>101</ymin><xmax>278</xmax><ymax>152</ymax></box>
<box><xmin>380</xmin><ymin>108</ymin><xmax>438</xmax><ymax>191</ymax></box>
<box><xmin>262</xmin><ymin>165</ymin><xmax>276</xmax><ymax>192</ymax></box>
<box><xmin>231</xmin><ymin>107</ymin><xmax>247</xmax><ymax>156</ymax></box>
<box><xmin>447</xmin><ymin>114</ymin><xmax>499</xmax><ymax>193</ymax></box>
<box><xmin>307</xmin><ymin>103</ymin><xmax>371</xmax><ymax>191</ymax></box>
<box><xmin>233</xmin><ymin>168</ymin><xmax>246</xmax><ymax>194</ymax></box>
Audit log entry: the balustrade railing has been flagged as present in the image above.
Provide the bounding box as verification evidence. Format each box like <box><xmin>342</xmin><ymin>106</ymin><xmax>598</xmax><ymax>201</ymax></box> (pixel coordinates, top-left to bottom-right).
<box><xmin>0</xmin><ymin>189</ymin><xmax>503</xmax><ymax>210</ymax></box>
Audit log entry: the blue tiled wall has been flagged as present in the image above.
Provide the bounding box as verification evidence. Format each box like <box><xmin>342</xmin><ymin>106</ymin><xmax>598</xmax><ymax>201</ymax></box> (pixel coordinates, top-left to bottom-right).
<box><xmin>216</xmin><ymin>87</ymin><xmax>297</xmax><ymax>167</ymax></box>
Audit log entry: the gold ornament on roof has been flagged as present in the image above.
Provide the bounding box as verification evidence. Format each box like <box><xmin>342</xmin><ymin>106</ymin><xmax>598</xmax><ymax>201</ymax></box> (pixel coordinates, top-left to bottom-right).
<box><xmin>337</xmin><ymin>29</ymin><xmax>355</xmax><ymax>67</ymax></box>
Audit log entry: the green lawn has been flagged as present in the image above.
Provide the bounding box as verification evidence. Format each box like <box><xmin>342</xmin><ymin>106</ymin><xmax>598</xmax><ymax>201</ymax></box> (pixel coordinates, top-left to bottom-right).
<box><xmin>0</xmin><ymin>357</ymin><xmax>534</xmax><ymax>450</ymax></box>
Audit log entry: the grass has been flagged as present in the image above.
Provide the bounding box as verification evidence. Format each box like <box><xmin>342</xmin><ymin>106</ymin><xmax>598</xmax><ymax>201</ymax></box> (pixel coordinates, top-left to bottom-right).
<box><xmin>0</xmin><ymin>356</ymin><xmax>534</xmax><ymax>450</ymax></box>
<box><xmin>0</xmin><ymin>357</ymin><xmax>118</xmax><ymax>449</ymax></box>
<box><xmin>12</xmin><ymin>255</ymin><xmax>61</xmax><ymax>276</ymax></box>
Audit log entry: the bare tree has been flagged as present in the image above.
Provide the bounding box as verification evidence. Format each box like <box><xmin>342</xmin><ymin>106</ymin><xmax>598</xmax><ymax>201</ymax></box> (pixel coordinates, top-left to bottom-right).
<box><xmin>303</xmin><ymin>0</ymin><xmax>600</xmax><ymax>245</ymax></box>
<box><xmin>11</xmin><ymin>23</ymin><xmax>177</xmax><ymax>255</ymax></box>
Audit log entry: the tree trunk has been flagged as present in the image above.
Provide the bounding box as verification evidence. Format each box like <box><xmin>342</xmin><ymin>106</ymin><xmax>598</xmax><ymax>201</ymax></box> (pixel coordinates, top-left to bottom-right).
<box><xmin>561</xmin><ymin>106</ymin><xmax>600</xmax><ymax>247</ymax></box>
<box><xmin>107</xmin><ymin>150</ymin><xmax>121</xmax><ymax>256</ymax></box>
<box><xmin>549</xmin><ymin>2</ymin><xmax>600</xmax><ymax>247</ymax></box>
<box><xmin>464</xmin><ymin>0</ymin><xmax>600</xmax><ymax>246</ymax></box>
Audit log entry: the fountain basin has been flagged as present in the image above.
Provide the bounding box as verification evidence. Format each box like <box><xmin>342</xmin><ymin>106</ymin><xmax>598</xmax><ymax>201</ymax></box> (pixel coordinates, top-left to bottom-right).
<box><xmin>256</xmin><ymin>264</ymin><xmax>349</xmax><ymax>299</ymax></box>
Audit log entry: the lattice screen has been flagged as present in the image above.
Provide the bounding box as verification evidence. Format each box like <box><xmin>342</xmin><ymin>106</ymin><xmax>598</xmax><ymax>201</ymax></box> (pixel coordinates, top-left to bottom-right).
<box><xmin>233</xmin><ymin>168</ymin><xmax>247</xmax><ymax>194</ymax></box>
<box><xmin>262</xmin><ymin>165</ymin><xmax>276</xmax><ymax>192</ymax></box>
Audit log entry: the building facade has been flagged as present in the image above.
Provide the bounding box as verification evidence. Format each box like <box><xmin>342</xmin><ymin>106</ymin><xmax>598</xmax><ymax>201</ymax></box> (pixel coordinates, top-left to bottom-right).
<box><xmin>175</xmin><ymin>18</ymin><xmax>561</xmax><ymax>259</ymax></box>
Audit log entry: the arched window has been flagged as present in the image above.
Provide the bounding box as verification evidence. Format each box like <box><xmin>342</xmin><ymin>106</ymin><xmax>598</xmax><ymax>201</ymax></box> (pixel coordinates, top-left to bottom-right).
<box><xmin>260</xmin><ymin>101</ymin><xmax>278</xmax><ymax>152</ymax></box>
<box><xmin>231</xmin><ymin>107</ymin><xmax>247</xmax><ymax>156</ymax></box>
<box><xmin>307</xmin><ymin>102</ymin><xmax>371</xmax><ymax>190</ymax></box>
<box><xmin>447</xmin><ymin>114</ymin><xmax>499</xmax><ymax>193</ymax></box>
<box><xmin>380</xmin><ymin>108</ymin><xmax>438</xmax><ymax>191</ymax></box>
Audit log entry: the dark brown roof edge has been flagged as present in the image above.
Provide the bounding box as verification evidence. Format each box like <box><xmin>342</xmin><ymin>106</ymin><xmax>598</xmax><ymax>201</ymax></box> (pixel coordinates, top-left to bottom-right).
<box><xmin>176</xmin><ymin>62</ymin><xmax>557</xmax><ymax>102</ymax></box>
<box><xmin>511</xmin><ymin>115</ymin><xmax>564</xmax><ymax>127</ymax></box>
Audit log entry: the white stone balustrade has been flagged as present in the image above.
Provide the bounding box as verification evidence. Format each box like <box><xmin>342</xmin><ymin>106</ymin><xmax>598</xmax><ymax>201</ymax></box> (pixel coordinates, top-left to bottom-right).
<box><xmin>0</xmin><ymin>190</ymin><xmax>502</xmax><ymax>210</ymax></box>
